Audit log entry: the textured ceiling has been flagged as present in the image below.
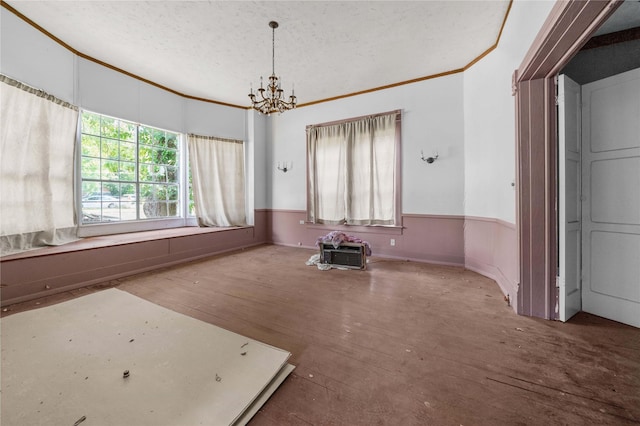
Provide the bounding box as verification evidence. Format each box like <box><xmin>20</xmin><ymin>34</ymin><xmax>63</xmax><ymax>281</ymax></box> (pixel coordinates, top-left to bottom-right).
<box><xmin>6</xmin><ymin>0</ymin><xmax>514</xmax><ymax>107</ymax></box>
<box><xmin>5</xmin><ymin>1</ymin><xmax>640</xmax><ymax>108</ymax></box>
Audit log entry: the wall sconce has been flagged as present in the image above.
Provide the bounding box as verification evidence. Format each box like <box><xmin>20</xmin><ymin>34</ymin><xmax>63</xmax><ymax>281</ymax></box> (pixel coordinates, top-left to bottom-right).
<box><xmin>277</xmin><ymin>161</ymin><xmax>291</xmax><ymax>173</ymax></box>
<box><xmin>421</xmin><ymin>151</ymin><xmax>439</xmax><ymax>164</ymax></box>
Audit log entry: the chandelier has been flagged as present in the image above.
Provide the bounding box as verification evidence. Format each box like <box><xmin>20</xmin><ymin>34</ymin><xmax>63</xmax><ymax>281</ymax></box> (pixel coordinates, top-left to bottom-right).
<box><xmin>248</xmin><ymin>21</ymin><xmax>297</xmax><ymax>114</ymax></box>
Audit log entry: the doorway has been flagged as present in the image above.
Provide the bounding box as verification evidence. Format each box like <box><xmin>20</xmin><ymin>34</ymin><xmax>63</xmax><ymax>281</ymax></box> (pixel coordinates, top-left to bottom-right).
<box><xmin>513</xmin><ymin>0</ymin><xmax>639</xmax><ymax>321</ymax></box>
<box><xmin>558</xmin><ymin>69</ymin><xmax>640</xmax><ymax>327</ymax></box>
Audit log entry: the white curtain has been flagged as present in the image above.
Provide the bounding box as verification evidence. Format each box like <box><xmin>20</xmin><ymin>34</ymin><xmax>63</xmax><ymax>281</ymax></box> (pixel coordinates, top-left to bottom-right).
<box><xmin>307</xmin><ymin>111</ymin><xmax>398</xmax><ymax>225</ymax></box>
<box><xmin>188</xmin><ymin>134</ymin><xmax>246</xmax><ymax>227</ymax></box>
<box><xmin>1</xmin><ymin>75</ymin><xmax>79</xmax><ymax>255</ymax></box>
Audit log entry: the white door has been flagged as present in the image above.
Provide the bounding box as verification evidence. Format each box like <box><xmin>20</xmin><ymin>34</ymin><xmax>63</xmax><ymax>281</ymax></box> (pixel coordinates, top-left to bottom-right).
<box><xmin>581</xmin><ymin>67</ymin><xmax>640</xmax><ymax>328</ymax></box>
<box><xmin>558</xmin><ymin>74</ymin><xmax>582</xmax><ymax>322</ymax></box>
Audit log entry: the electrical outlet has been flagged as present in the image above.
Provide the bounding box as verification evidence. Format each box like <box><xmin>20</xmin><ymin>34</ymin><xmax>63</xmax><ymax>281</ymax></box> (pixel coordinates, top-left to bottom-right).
<box><xmin>299</xmin><ymin>220</ymin><xmax>305</xmax><ymax>225</ymax></box>
<box><xmin>390</xmin><ymin>238</ymin><xmax>396</xmax><ymax>246</ymax></box>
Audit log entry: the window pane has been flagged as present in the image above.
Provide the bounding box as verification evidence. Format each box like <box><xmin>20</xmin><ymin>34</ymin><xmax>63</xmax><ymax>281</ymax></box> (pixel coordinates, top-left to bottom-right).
<box><xmin>166</xmin><ymin>166</ymin><xmax>178</xmax><ymax>184</ymax></box>
<box><xmin>81</xmin><ymin>112</ymin><xmax>101</xmax><ymax>136</ymax></box>
<box><xmin>81</xmin><ymin>157</ymin><xmax>100</xmax><ymax>180</ymax></box>
<box><xmin>101</xmin><ymin>138</ymin><xmax>119</xmax><ymax>160</ymax></box>
<box><xmin>81</xmin><ymin>135</ymin><xmax>100</xmax><ymax>156</ymax></box>
<box><xmin>159</xmin><ymin>148</ymin><xmax>177</xmax><ymax>166</ymax></box>
<box><xmin>101</xmin><ymin>160</ymin><xmax>119</xmax><ymax>181</ymax></box>
<box><xmin>81</xmin><ymin>181</ymin><xmax>100</xmax><ymax>199</ymax></box>
<box><xmin>81</xmin><ymin>111</ymin><xmax>180</xmax><ymax>225</ymax></box>
<box><xmin>81</xmin><ymin>183</ymin><xmax>121</xmax><ymax>223</ymax></box>
<box><xmin>139</xmin><ymin>164</ymin><xmax>162</xmax><ymax>182</ymax></box>
<box><xmin>100</xmin><ymin>116</ymin><xmax>119</xmax><ymax>138</ymax></box>
<box><xmin>120</xmin><ymin>142</ymin><xmax>136</xmax><ymax>162</ymax></box>
<box><xmin>140</xmin><ymin>183</ymin><xmax>179</xmax><ymax>218</ymax></box>
<box><xmin>120</xmin><ymin>161</ymin><xmax>136</xmax><ymax>181</ymax></box>
<box><xmin>139</xmin><ymin>127</ymin><xmax>152</xmax><ymax>145</ymax></box>
<box><xmin>139</xmin><ymin>145</ymin><xmax>155</xmax><ymax>165</ymax></box>
<box><xmin>167</xmin><ymin>135</ymin><xmax>178</xmax><ymax>150</ymax></box>
<box><xmin>150</xmin><ymin>129</ymin><xmax>166</xmax><ymax>147</ymax></box>
<box><xmin>119</xmin><ymin>121</ymin><xmax>136</xmax><ymax>142</ymax></box>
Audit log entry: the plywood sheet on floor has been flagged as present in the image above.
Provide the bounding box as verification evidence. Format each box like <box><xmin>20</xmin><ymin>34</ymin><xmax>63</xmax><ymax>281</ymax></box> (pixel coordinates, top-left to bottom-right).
<box><xmin>1</xmin><ymin>288</ymin><xmax>293</xmax><ymax>426</ymax></box>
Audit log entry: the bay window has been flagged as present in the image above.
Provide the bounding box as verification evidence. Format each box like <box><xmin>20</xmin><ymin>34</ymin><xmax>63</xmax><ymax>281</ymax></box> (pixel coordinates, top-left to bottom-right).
<box><xmin>80</xmin><ymin>111</ymin><xmax>183</xmax><ymax>225</ymax></box>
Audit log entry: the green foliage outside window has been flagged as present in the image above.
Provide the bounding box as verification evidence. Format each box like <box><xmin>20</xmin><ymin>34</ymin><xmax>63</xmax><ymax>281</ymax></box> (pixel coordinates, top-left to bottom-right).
<box><xmin>80</xmin><ymin>111</ymin><xmax>181</xmax><ymax>223</ymax></box>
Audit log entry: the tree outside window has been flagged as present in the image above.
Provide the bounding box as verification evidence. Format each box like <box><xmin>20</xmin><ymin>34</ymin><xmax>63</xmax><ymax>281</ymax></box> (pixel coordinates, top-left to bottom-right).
<box><xmin>80</xmin><ymin>111</ymin><xmax>180</xmax><ymax>223</ymax></box>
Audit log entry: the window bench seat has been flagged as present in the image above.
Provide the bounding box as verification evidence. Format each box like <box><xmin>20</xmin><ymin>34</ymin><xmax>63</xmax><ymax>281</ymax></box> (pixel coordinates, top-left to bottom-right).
<box><xmin>1</xmin><ymin>226</ymin><xmax>263</xmax><ymax>307</ymax></box>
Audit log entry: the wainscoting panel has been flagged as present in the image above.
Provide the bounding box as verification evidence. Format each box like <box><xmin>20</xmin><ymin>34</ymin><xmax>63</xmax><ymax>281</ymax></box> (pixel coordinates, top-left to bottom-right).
<box><xmin>2</xmin><ymin>211</ymin><xmax>517</xmax><ymax>311</ymax></box>
<box><xmin>464</xmin><ymin>217</ymin><xmax>518</xmax><ymax>311</ymax></box>
<box><xmin>1</xmin><ymin>220</ymin><xmax>268</xmax><ymax>306</ymax></box>
<box><xmin>268</xmin><ymin>210</ymin><xmax>465</xmax><ymax>266</ymax></box>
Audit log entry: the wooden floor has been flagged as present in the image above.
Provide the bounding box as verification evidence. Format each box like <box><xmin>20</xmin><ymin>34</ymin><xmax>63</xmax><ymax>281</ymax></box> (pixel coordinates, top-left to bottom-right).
<box><xmin>3</xmin><ymin>245</ymin><xmax>639</xmax><ymax>425</ymax></box>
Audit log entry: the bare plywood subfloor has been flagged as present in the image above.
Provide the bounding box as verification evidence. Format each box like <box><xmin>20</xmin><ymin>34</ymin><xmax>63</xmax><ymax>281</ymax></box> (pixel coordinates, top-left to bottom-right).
<box><xmin>3</xmin><ymin>245</ymin><xmax>639</xmax><ymax>425</ymax></box>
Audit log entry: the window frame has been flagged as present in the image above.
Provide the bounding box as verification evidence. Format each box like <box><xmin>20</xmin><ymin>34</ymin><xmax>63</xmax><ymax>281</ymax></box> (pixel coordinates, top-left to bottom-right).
<box><xmin>77</xmin><ymin>110</ymin><xmax>196</xmax><ymax>238</ymax></box>
<box><xmin>306</xmin><ymin>109</ymin><xmax>402</xmax><ymax>228</ymax></box>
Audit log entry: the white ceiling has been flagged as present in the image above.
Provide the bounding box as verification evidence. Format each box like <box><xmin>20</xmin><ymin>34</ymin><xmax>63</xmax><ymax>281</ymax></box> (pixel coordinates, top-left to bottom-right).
<box><xmin>5</xmin><ymin>1</ymin><xmax>639</xmax><ymax>108</ymax></box>
<box><xmin>5</xmin><ymin>0</ymin><xmax>511</xmax><ymax>107</ymax></box>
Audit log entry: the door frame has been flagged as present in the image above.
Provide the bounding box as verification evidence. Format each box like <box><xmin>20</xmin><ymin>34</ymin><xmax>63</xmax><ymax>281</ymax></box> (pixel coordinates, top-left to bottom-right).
<box><xmin>514</xmin><ymin>0</ymin><xmax>622</xmax><ymax>319</ymax></box>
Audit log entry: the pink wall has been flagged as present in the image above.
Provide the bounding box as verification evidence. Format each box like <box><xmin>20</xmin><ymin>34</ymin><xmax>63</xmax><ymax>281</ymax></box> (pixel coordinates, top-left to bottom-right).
<box><xmin>463</xmin><ymin>217</ymin><xmax>518</xmax><ymax>311</ymax></box>
<box><xmin>2</xmin><ymin>209</ymin><xmax>517</xmax><ymax>310</ymax></box>
<box><xmin>268</xmin><ymin>209</ymin><xmax>517</xmax><ymax>309</ymax></box>
<box><xmin>268</xmin><ymin>210</ymin><xmax>465</xmax><ymax>266</ymax></box>
<box><xmin>1</xmin><ymin>220</ymin><xmax>268</xmax><ymax>306</ymax></box>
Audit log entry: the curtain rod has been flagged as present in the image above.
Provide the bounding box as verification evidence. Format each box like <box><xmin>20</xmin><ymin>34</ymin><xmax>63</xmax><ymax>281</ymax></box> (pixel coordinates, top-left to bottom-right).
<box><xmin>306</xmin><ymin>109</ymin><xmax>401</xmax><ymax>130</ymax></box>
<box><xmin>187</xmin><ymin>134</ymin><xmax>243</xmax><ymax>144</ymax></box>
<box><xmin>1</xmin><ymin>74</ymin><xmax>78</xmax><ymax>111</ymax></box>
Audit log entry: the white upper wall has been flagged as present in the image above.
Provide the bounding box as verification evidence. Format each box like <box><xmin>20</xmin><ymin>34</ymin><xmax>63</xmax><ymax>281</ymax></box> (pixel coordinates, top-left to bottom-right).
<box><xmin>0</xmin><ymin>8</ymin><xmax>246</xmax><ymax>139</ymax></box>
<box><xmin>268</xmin><ymin>0</ymin><xmax>556</xmax><ymax>219</ymax></box>
<box><xmin>1</xmin><ymin>2</ymin><xmax>556</xmax><ymax>221</ymax></box>
<box><xmin>463</xmin><ymin>0</ymin><xmax>555</xmax><ymax>223</ymax></box>
<box><xmin>0</xmin><ymin>8</ymin><xmax>75</xmax><ymax>103</ymax></box>
<box><xmin>1</xmin><ymin>6</ymin><xmax>258</xmax><ymax>215</ymax></box>
<box><xmin>269</xmin><ymin>73</ymin><xmax>465</xmax><ymax>215</ymax></box>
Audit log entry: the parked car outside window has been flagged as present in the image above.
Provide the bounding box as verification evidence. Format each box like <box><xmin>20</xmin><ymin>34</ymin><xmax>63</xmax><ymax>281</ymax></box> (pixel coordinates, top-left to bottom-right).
<box><xmin>82</xmin><ymin>195</ymin><xmax>119</xmax><ymax>209</ymax></box>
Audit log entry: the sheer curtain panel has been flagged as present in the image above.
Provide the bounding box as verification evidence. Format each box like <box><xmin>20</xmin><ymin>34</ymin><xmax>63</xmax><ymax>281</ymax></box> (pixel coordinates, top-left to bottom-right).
<box><xmin>307</xmin><ymin>110</ymin><xmax>400</xmax><ymax>225</ymax></box>
<box><xmin>0</xmin><ymin>75</ymin><xmax>79</xmax><ymax>255</ymax></box>
<box><xmin>187</xmin><ymin>134</ymin><xmax>246</xmax><ymax>227</ymax></box>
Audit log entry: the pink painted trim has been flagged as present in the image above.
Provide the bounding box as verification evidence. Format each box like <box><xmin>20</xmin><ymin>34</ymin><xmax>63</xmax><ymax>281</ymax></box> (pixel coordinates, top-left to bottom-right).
<box><xmin>2</xmin><ymin>242</ymin><xmax>264</xmax><ymax>307</ymax></box>
<box><xmin>1</xmin><ymin>212</ymin><xmax>271</xmax><ymax>306</ymax></box>
<box><xmin>1</xmin><ymin>227</ymin><xmax>267</xmax><ymax>306</ymax></box>
<box><xmin>269</xmin><ymin>210</ymin><xmax>465</xmax><ymax>266</ymax></box>
<box><xmin>2</xmin><ymin>209</ymin><xmax>517</xmax><ymax>308</ymax></box>
<box><xmin>515</xmin><ymin>0</ymin><xmax>622</xmax><ymax>319</ymax></box>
